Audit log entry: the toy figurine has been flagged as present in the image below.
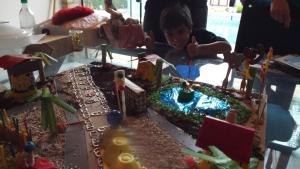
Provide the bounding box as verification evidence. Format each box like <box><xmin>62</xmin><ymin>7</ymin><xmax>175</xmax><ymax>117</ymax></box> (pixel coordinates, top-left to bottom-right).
<box><xmin>222</xmin><ymin>52</ymin><xmax>244</xmax><ymax>90</ymax></box>
<box><xmin>256</xmin><ymin>47</ymin><xmax>273</xmax><ymax>116</ymax></box>
<box><xmin>135</xmin><ymin>59</ymin><xmax>156</xmax><ymax>82</ymax></box>
<box><xmin>225</xmin><ymin>109</ymin><xmax>237</xmax><ymax>123</ymax></box>
<box><xmin>222</xmin><ymin>45</ymin><xmax>265</xmax><ymax>99</ymax></box>
<box><xmin>239</xmin><ymin>45</ymin><xmax>265</xmax><ymax>98</ymax></box>
<box><xmin>178</xmin><ymin>81</ymin><xmax>195</xmax><ymax>103</ymax></box>
<box><xmin>134</xmin><ymin>54</ymin><xmax>165</xmax><ymax>90</ymax></box>
<box><xmin>24</xmin><ymin>141</ymin><xmax>36</xmax><ymax>169</ymax></box>
<box><xmin>114</xmin><ymin>70</ymin><xmax>126</xmax><ymax>118</ymax></box>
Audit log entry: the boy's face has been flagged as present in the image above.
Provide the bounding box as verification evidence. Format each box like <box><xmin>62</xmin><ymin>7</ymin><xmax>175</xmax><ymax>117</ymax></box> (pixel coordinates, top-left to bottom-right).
<box><xmin>163</xmin><ymin>25</ymin><xmax>192</xmax><ymax>51</ymax></box>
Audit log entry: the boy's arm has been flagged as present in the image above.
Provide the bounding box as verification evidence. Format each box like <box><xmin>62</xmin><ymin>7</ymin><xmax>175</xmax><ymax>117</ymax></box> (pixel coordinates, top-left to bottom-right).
<box><xmin>271</xmin><ymin>0</ymin><xmax>290</xmax><ymax>28</ymax></box>
<box><xmin>187</xmin><ymin>36</ymin><xmax>232</xmax><ymax>58</ymax></box>
<box><xmin>145</xmin><ymin>31</ymin><xmax>155</xmax><ymax>50</ymax></box>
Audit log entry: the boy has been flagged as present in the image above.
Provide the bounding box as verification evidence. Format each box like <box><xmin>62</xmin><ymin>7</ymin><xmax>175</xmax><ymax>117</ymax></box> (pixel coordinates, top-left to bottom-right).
<box><xmin>144</xmin><ymin>0</ymin><xmax>208</xmax><ymax>43</ymax></box>
<box><xmin>159</xmin><ymin>4</ymin><xmax>231</xmax><ymax>59</ymax></box>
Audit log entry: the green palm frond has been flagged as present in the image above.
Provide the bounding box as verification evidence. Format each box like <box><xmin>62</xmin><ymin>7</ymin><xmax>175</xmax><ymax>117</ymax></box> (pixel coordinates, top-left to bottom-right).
<box><xmin>50</xmin><ymin>95</ymin><xmax>76</xmax><ymax>113</ymax></box>
<box><xmin>41</xmin><ymin>97</ymin><xmax>49</xmax><ymax>130</ymax></box>
<box><xmin>182</xmin><ymin>146</ymin><xmax>242</xmax><ymax>169</ymax></box>
<box><xmin>25</xmin><ymin>89</ymin><xmax>42</xmax><ymax>102</ymax></box>
<box><xmin>29</xmin><ymin>87</ymin><xmax>77</xmax><ymax>133</ymax></box>
<box><xmin>35</xmin><ymin>52</ymin><xmax>58</xmax><ymax>66</ymax></box>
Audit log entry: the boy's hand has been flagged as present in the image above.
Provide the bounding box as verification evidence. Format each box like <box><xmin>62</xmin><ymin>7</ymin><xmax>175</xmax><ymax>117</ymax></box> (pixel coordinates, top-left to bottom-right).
<box><xmin>187</xmin><ymin>36</ymin><xmax>199</xmax><ymax>59</ymax></box>
<box><xmin>145</xmin><ymin>31</ymin><xmax>155</xmax><ymax>50</ymax></box>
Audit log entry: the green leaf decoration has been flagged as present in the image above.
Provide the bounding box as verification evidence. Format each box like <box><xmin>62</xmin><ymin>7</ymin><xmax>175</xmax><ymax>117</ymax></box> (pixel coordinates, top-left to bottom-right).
<box><xmin>249</xmin><ymin>158</ymin><xmax>259</xmax><ymax>169</ymax></box>
<box><xmin>154</xmin><ymin>59</ymin><xmax>163</xmax><ymax>75</ymax></box>
<box><xmin>50</xmin><ymin>95</ymin><xmax>76</xmax><ymax>113</ymax></box>
<box><xmin>182</xmin><ymin>146</ymin><xmax>242</xmax><ymax>169</ymax></box>
<box><xmin>182</xmin><ymin>148</ymin><xmax>217</xmax><ymax>163</ymax></box>
<box><xmin>107</xmin><ymin>46</ymin><xmax>113</xmax><ymax>60</ymax></box>
<box><xmin>42</xmin><ymin>87</ymin><xmax>51</xmax><ymax>97</ymax></box>
<box><xmin>35</xmin><ymin>52</ymin><xmax>58</xmax><ymax>65</ymax></box>
<box><xmin>41</xmin><ymin>98</ymin><xmax>49</xmax><ymax>130</ymax></box>
<box><xmin>26</xmin><ymin>87</ymin><xmax>75</xmax><ymax>133</ymax></box>
<box><xmin>45</xmin><ymin>98</ymin><xmax>57</xmax><ymax>133</ymax></box>
<box><xmin>25</xmin><ymin>89</ymin><xmax>42</xmax><ymax>102</ymax></box>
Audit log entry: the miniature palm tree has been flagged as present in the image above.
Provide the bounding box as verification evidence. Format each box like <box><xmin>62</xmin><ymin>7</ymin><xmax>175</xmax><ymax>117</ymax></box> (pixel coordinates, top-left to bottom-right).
<box><xmin>27</xmin><ymin>87</ymin><xmax>76</xmax><ymax>133</ymax></box>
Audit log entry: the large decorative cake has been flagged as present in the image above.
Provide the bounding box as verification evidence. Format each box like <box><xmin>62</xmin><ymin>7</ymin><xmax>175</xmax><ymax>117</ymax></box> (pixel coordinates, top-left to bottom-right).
<box><xmin>0</xmin><ymin>48</ymin><xmax>268</xmax><ymax>168</ymax></box>
<box><xmin>147</xmin><ymin>77</ymin><xmax>266</xmax><ymax>166</ymax></box>
<box><xmin>148</xmin><ymin>80</ymin><xmax>253</xmax><ymax>137</ymax></box>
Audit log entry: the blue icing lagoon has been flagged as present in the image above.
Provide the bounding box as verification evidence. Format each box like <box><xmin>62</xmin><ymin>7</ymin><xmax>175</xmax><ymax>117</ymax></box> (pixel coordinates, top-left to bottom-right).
<box><xmin>160</xmin><ymin>87</ymin><xmax>231</xmax><ymax>116</ymax></box>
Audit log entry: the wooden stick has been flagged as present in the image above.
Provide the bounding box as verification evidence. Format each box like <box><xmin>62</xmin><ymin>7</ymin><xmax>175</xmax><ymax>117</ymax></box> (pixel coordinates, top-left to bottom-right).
<box><xmin>53</xmin><ymin>0</ymin><xmax>56</xmax><ymax>16</ymax></box>
<box><xmin>67</xmin><ymin>120</ymin><xmax>84</xmax><ymax>125</ymax></box>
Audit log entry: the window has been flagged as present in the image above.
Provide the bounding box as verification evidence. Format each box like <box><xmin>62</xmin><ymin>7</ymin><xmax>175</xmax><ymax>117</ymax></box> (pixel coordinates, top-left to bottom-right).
<box><xmin>83</xmin><ymin>0</ymin><xmax>144</xmax><ymax>21</ymax></box>
<box><xmin>83</xmin><ymin>0</ymin><xmax>128</xmax><ymax>10</ymax></box>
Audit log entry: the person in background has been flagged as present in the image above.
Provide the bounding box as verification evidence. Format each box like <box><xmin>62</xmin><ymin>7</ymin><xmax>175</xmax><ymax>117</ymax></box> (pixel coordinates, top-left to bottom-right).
<box><xmin>159</xmin><ymin>4</ymin><xmax>231</xmax><ymax>59</ymax></box>
<box><xmin>104</xmin><ymin>0</ymin><xmax>139</xmax><ymax>24</ymax></box>
<box><xmin>143</xmin><ymin>0</ymin><xmax>208</xmax><ymax>43</ymax></box>
<box><xmin>235</xmin><ymin>0</ymin><xmax>300</xmax><ymax>55</ymax></box>
<box><xmin>102</xmin><ymin>0</ymin><xmax>147</xmax><ymax>49</ymax></box>
<box><xmin>104</xmin><ymin>0</ymin><xmax>124</xmax><ymax>20</ymax></box>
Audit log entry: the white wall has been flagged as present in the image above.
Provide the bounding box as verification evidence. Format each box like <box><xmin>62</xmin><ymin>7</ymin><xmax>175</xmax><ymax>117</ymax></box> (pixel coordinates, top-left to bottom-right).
<box><xmin>0</xmin><ymin>0</ymin><xmax>51</xmax><ymax>27</ymax></box>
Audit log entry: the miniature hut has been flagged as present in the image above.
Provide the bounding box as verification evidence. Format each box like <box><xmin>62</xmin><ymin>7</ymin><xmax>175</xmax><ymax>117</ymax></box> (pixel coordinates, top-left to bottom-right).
<box><xmin>0</xmin><ymin>54</ymin><xmax>45</xmax><ymax>101</ymax></box>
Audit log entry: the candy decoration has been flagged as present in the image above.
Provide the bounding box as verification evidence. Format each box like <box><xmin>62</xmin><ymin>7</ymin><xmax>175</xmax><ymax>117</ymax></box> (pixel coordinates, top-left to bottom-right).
<box><xmin>24</xmin><ymin>141</ymin><xmax>36</xmax><ymax>153</ymax></box>
<box><xmin>107</xmin><ymin>110</ymin><xmax>123</xmax><ymax>127</ymax></box>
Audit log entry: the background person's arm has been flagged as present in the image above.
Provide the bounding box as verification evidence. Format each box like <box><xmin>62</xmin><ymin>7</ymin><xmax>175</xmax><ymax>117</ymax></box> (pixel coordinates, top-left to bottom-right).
<box><xmin>104</xmin><ymin>0</ymin><xmax>123</xmax><ymax>18</ymax></box>
<box><xmin>270</xmin><ymin>0</ymin><xmax>291</xmax><ymax>28</ymax></box>
<box><xmin>240</xmin><ymin>0</ymin><xmax>291</xmax><ymax>28</ymax></box>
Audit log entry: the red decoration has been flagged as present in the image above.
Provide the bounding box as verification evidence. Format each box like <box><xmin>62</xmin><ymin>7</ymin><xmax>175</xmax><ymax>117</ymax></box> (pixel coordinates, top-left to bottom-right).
<box><xmin>196</xmin><ymin>116</ymin><xmax>255</xmax><ymax>163</ymax></box>
<box><xmin>118</xmin><ymin>86</ymin><xmax>125</xmax><ymax>91</ymax></box>
<box><xmin>56</xmin><ymin>121</ymin><xmax>66</xmax><ymax>133</ymax></box>
<box><xmin>0</xmin><ymin>55</ymin><xmax>32</xmax><ymax>69</ymax></box>
<box><xmin>16</xmin><ymin>157</ymin><xmax>58</xmax><ymax>169</ymax></box>
<box><xmin>52</xmin><ymin>6</ymin><xmax>94</xmax><ymax>25</ymax></box>
<box><xmin>184</xmin><ymin>156</ymin><xmax>198</xmax><ymax>169</ymax></box>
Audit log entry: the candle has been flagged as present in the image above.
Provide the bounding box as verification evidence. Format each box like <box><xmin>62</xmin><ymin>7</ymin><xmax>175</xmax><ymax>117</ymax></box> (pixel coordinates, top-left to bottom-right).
<box><xmin>0</xmin><ymin>145</ymin><xmax>7</xmax><ymax>168</ymax></box>
<box><xmin>28</xmin><ymin>129</ymin><xmax>32</xmax><ymax>142</ymax></box>
<box><xmin>21</xmin><ymin>128</ymin><xmax>27</xmax><ymax>145</ymax></box>
<box><xmin>23</xmin><ymin>116</ymin><xmax>28</xmax><ymax>135</ymax></box>
<box><xmin>3</xmin><ymin>109</ymin><xmax>11</xmax><ymax>128</ymax></box>
<box><xmin>13</xmin><ymin>117</ymin><xmax>19</xmax><ymax>135</ymax></box>
<box><xmin>18</xmin><ymin>128</ymin><xmax>27</xmax><ymax>151</ymax></box>
<box><xmin>0</xmin><ymin>110</ymin><xmax>5</xmax><ymax>128</ymax></box>
<box><xmin>8</xmin><ymin>143</ymin><xmax>15</xmax><ymax>157</ymax></box>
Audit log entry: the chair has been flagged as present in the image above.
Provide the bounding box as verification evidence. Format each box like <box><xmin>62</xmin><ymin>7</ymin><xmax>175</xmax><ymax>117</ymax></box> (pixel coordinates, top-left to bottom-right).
<box><xmin>265</xmin><ymin>126</ymin><xmax>300</xmax><ymax>169</ymax></box>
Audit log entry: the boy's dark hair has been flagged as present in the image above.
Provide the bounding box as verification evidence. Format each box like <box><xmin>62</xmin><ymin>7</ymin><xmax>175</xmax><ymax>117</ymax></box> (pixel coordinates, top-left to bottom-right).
<box><xmin>160</xmin><ymin>4</ymin><xmax>193</xmax><ymax>32</ymax></box>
